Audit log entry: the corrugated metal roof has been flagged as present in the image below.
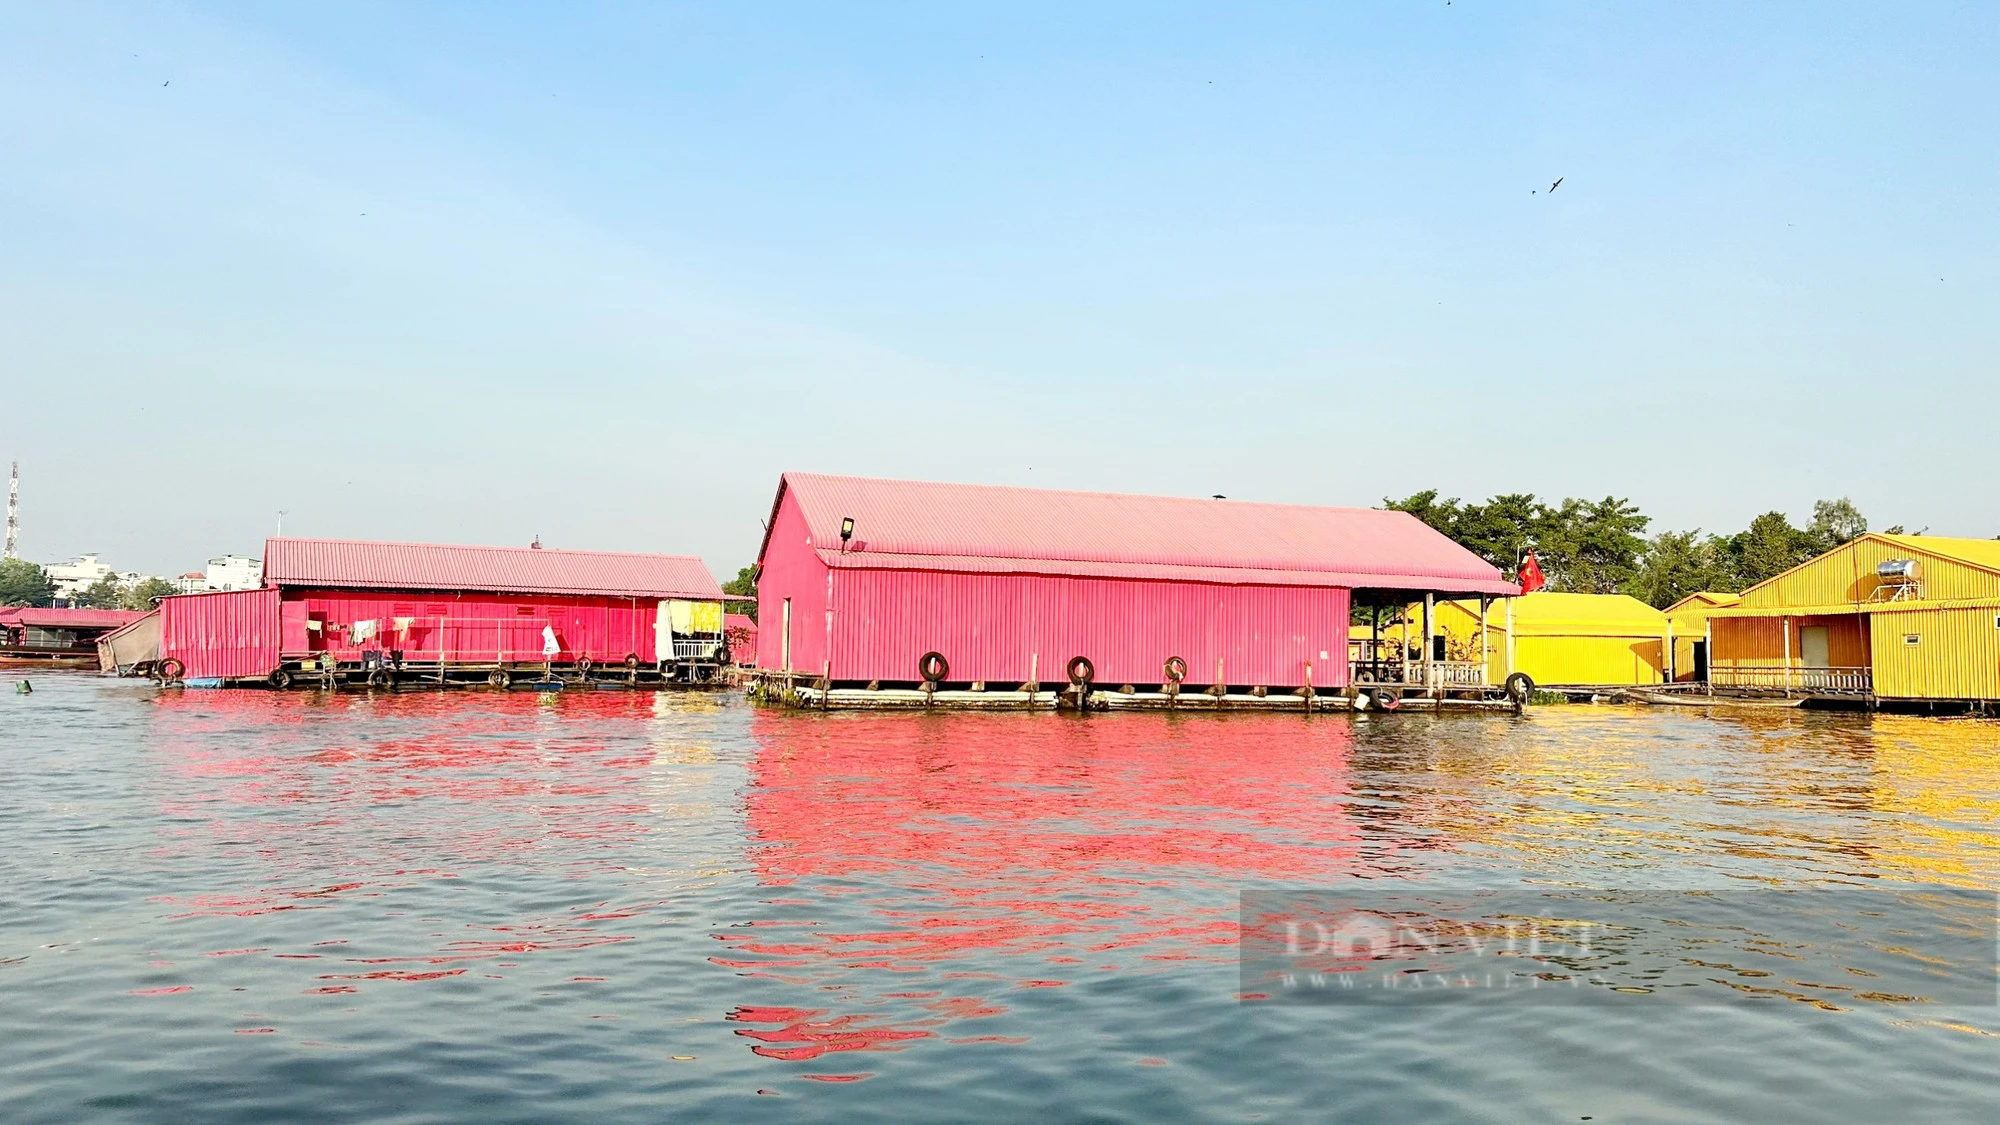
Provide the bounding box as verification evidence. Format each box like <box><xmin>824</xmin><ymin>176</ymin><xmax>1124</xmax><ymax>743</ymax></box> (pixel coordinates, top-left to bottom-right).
<box><xmin>0</xmin><ymin>607</ymin><xmax>148</xmax><ymax>629</ymax></box>
<box><xmin>1876</xmin><ymin>534</ymin><xmax>2000</xmax><ymax>574</ymax></box>
<box><xmin>765</xmin><ymin>473</ymin><xmax>1517</xmax><ymax>594</ymax></box>
<box><xmin>262</xmin><ymin>538</ymin><xmax>721</xmax><ymax>599</ymax></box>
<box><xmin>1494</xmin><ymin>592</ymin><xmax>1666</xmax><ymax>634</ymax></box>
<box><xmin>1665</xmin><ymin>591</ymin><xmax>1742</xmax><ymax>614</ymax></box>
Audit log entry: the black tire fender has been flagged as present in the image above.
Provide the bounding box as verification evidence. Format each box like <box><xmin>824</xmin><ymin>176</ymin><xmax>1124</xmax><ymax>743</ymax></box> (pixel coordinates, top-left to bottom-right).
<box><xmin>488</xmin><ymin>669</ymin><xmax>511</xmax><ymax>688</ymax></box>
<box><xmin>158</xmin><ymin>657</ymin><xmax>186</xmax><ymax>683</ymax></box>
<box><xmin>622</xmin><ymin>653</ymin><xmax>641</xmax><ymax>669</ymax></box>
<box><xmin>1504</xmin><ymin>672</ymin><xmax>1535</xmax><ymax>703</ymax></box>
<box><xmin>1066</xmin><ymin>656</ymin><xmax>1095</xmax><ymax>685</ymax></box>
<box><xmin>268</xmin><ymin>668</ymin><xmax>293</xmax><ymax>690</ymax></box>
<box><xmin>1163</xmin><ymin>656</ymin><xmax>1187</xmax><ymax>683</ymax></box>
<box><xmin>367</xmin><ymin>668</ymin><xmax>393</xmax><ymax>690</ymax></box>
<box><xmin>917</xmin><ymin>651</ymin><xmax>949</xmax><ymax>683</ymax></box>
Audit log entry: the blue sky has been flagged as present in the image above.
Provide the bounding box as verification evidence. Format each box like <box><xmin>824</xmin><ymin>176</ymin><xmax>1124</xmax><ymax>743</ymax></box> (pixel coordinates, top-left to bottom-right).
<box><xmin>3</xmin><ymin>1</ymin><xmax>1995</xmax><ymax>577</ymax></box>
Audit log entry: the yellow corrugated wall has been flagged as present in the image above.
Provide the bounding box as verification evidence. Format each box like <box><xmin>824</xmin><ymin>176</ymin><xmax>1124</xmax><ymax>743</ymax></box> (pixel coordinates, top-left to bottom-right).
<box><xmin>1872</xmin><ymin>607</ymin><xmax>2000</xmax><ymax>701</ymax></box>
<box><xmin>1744</xmin><ymin>537</ymin><xmax>2000</xmax><ymax>607</ymax></box>
<box><xmin>1496</xmin><ymin>635</ymin><xmax>1665</xmax><ymax>686</ymax></box>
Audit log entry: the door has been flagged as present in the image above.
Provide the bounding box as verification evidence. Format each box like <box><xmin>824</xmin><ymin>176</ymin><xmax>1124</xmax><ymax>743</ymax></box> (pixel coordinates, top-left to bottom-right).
<box><xmin>1692</xmin><ymin>640</ymin><xmax>1708</xmax><ymax>682</ymax></box>
<box><xmin>1801</xmin><ymin>626</ymin><xmax>1830</xmax><ymax>668</ymax></box>
<box><xmin>654</xmin><ymin>600</ymin><xmax>673</xmax><ymax>662</ymax></box>
<box><xmin>781</xmin><ymin>598</ymin><xmax>793</xmax><ymax>673</ymax></box>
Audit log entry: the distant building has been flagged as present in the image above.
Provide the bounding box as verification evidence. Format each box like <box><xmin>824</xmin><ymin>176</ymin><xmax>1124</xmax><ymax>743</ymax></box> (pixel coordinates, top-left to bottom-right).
<box><xmin>45</xmin><ymin>554</ymin><xmax>118</xmax><ymax>601</ymax></box>
<box><xmin>173</xmin><ymin>572</ymin><xmax>207</xmax><ymax>595</ymax></box>
<box><xmin>205</xmin><ymin>555</ymin><xmax>263</xmax><ymax>592</ymax></box>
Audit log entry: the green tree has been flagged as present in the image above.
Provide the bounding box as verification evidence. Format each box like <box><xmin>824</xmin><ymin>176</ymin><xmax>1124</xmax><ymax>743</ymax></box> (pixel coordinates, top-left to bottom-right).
<box><xmin>1534</xmin><ymin>496</ymin><xmax>1650</xmax><ymax>593</ymax></box>
<box><xmin>122</xmin><ymin>576</ymin><xmax>177</xmax><ymax>610</ymax></box>
<box><xmin>1383</xmin><ymin>490</ymin><xmax>1461</xmax><ymax>536</ymax></box>
<box><xmin>722</xmin><ymin>565</ymin><xmax>757</xmax><ymax>622</ymax></box>
<box><xmin>74</xmin><ymin>573</ymin><xmax>128</xmax><ymax>608</ymax></box>
<box><xmin>1626</xmin><ymin>530</ymin><xmax>1733</xmax><ymax>608</ymax></box>
<box><xmin>1451</xmin><ymin>493</ymin><xmax>1544</xmax><ymax>571</ymax></box>
<box><xmin>0</xmin><ymin>559</ymin><xmax>57</xmax><ymax>607</ymax></box>
<box><xmin>1806</xmin><ymin>497</ymin><xmax>1867</xmax><ymax>553</ymax></box>
<box><xmin>1385</xmin><ymin>491</ymin><xmax>1541</xmax><ymax>571</ymax></box>
<box><xmin>1728</xmin><ymin>511</ymin><xmax>1818</xmax><ymax>587</ymax></box>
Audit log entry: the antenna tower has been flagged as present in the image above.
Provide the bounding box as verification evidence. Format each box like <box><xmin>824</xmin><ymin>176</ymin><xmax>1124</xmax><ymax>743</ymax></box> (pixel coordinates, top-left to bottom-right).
<box><xmin>4</xmin><ymin>462</ymin><xmax>18</xmax><ymax>560</ymax></box>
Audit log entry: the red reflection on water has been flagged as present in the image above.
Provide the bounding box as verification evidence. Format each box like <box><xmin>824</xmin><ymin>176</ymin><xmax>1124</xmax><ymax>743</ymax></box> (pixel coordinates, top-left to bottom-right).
<box><xmin>139</xmin><ymin>689</ymin><xmax>675</xmax><ymax>1002</ymax></box>
<box><xmin>129</xmin><ymin>986</ymin><xmax>192</xmax><ymax>995</ymax></box>
<box><xmin>725</xmin><ymin>711</ymin><xmax>1407</xmax><ymax>1063</ymax></box>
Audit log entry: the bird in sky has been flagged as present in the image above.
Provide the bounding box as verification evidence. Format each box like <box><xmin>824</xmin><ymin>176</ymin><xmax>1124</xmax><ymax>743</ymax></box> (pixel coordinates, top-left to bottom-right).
<box><xmin>1549</xmin><ymin>176</ymin><xmax>1563</xmax><ymax>192</ymax></box>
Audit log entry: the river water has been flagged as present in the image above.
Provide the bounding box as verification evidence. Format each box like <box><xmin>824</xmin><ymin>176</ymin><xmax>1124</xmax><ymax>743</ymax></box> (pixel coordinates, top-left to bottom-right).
<box><xmin>2</xmin><ymin>671</ymin><xmax>1997</xmax><ymax>1123</ymax></box>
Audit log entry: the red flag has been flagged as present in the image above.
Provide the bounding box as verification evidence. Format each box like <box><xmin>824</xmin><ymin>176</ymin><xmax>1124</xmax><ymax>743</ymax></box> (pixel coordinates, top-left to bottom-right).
<box><xmin>1518</xmin><ymin>550</ymin><xmax>1546</xmax><ymax>593</ymax></box>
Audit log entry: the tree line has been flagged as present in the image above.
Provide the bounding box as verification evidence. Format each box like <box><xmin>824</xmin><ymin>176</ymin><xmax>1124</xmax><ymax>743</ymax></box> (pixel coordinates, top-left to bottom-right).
<box><xmin>0</xmin><ymin>559</ymin><xmax>178</xmax><ymax>610</ymax></box>
<box><xmin>1383</xmin><ymin>491</ymin><xmax>1888</xmax><ymax>609</ymax></box>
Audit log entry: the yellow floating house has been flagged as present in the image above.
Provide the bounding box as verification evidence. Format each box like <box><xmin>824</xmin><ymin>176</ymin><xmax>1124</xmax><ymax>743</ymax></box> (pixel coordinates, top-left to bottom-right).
<box><xmin>1663</xmin><ymin>591</ymin><xmax>1741</xmax><ymax>682</ymax></box>
<box><xmin>1398</xmin><ymin>592</ymin><xmax>1670</xmax><ymax>689</ymax></box>
<box><xmin>1706</xmin><ymin>534</ymin><xmax>2000</xmax><ymax>708</ymax></box>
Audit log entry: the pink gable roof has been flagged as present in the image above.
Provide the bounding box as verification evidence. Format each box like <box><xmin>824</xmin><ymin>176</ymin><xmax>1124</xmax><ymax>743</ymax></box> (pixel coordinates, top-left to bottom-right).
<box><xmin>263</xmin><ymin>538</ymin><xmax>722</xmax><ymax>599</ymax></box>
<box><xmin>763</xmin><ymin>473</ymin><xmax>1517</xmax><ymax>595</ymax></box>
<box><xmin>3</xmin><ymin>607</ymin><xmax>148</xmax><ymax>629</ymax></box>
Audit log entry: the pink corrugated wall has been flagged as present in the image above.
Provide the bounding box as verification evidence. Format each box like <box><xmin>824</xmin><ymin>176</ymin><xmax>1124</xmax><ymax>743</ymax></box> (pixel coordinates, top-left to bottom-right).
<box><xmin>825</xmin><ymin>568</ymin><xmax>1351</xmax><ymax>688</ymax></box>
<box><xmin>160</xmin><ymin>589</ymin><xmax>282</xmax><ymax>679</ymax></box>
<box><xmin>276</xmin><ymin>590</ymin><xmax>659</xmax><ymax>664</ymax></box>
<box><xmin>756</xmin><ymin>491</ymin><xmax>831</xmax><ymax>673</ymax></box>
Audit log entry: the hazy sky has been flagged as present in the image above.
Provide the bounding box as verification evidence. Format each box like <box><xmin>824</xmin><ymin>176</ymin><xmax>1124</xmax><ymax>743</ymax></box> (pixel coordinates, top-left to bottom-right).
<box><xmin>4</xmin><ymin>1</ymin><xmax>1995</xmax><ymax>578</ymax></box>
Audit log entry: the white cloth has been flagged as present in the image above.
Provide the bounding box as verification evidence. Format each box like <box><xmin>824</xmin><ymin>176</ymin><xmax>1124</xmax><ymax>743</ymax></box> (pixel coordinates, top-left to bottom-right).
<box><xmin>541</xmin><ymin>625</ymin><xmax>560</xmax><ymax>657</ymax></box>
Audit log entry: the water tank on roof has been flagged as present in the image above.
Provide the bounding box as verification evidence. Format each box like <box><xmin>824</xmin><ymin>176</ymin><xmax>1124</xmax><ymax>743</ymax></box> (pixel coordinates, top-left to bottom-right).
<box><xmin>1877</xmin><ymin>559</ymin><xmax>1919</xmax><ymax>581</ymax></box>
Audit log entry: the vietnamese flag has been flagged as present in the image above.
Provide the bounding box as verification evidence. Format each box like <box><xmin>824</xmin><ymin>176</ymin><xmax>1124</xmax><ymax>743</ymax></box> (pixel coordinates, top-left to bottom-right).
<box><xmin>1518</xmin><ymin>550</ymin><xmax>1546</xmax><ymax>593</ymax></box>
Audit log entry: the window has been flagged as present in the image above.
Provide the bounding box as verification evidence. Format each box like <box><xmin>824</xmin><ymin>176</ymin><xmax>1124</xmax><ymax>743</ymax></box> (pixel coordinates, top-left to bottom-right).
<box><xmin>1903</xmin><ymin>634</ymin><xmax>1921</xmax><ymax>646</ymax></box>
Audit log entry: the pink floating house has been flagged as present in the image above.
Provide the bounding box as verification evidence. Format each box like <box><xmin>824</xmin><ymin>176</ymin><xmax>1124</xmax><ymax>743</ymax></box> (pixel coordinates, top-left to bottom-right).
<box><xmin>753</xmin><ymin>473</ymin><xmax>1517</xmax><ymax>694</ymax></box>
<box><xmin>158</xmin><ymin>538</ymin><xmax>723</xmax><ymax>687</ymax></box>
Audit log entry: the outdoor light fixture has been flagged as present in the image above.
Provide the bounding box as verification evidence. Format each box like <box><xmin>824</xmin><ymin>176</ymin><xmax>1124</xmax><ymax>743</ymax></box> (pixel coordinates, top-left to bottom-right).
<box><xmin>840</xmin><ymin>517</ymin><xmax>854</xmax><ymax>541</ymax></box>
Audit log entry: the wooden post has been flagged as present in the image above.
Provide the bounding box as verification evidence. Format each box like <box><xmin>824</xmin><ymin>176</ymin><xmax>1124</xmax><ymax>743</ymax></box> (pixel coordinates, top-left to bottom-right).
<box><xmin>1782</xmin><ymin>616</ymin><xmax>1792</xmax><ymax>696</ymax></box>
<box><xmin>1211</xmin><ymin>656</ymin><xmax>1227</xmax><ymax>700</ymax></box>
<box><xmin>1505</xmin><ymin>597</ymin><xmax>1516</xmax><ymax>678</ymax></box>
<box><xmin>1423</xmin><ymin>593</ymin><xmax>1436</xmax><ymax>697</ymax></box>
<box><xmin>1302</xmin><ymin>661</ymin><xmax>1314</xmax><ymax>711</ymax></box>
<box><xmin>1371</xmin><ymin>604</ymin><xmax>1382</xmax><ymax>684</ymax></box>
<box><xmin>822</xmin><ymin>659</ymin><xmax>831</xmax><ymax>711</ymax></box>
<box><xmin>1478</xmin><ymin>596</ymin><xmax>1490</xmax><ymax>686</ymax></box>
<box><xmin>1400</xmin><ymin>609</ymin><xmax>1409</xmax><ymax>684</ymax></box>
<box><xmin>1666</xmin><ymin>619</ymin><xmax>1675</xmax><ymax>684</ymax></box>
<box><xmin>1705</xmin><ymin>617</ymin><xmax>1714</xmax><ymax>696</ymax></box>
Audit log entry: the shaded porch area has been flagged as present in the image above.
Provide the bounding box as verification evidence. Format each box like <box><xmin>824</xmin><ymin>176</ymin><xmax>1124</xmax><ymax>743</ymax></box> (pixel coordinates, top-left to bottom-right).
<box><xmin>1707</xmin><ymin>610</ymin><xmax>1874</xmax><ymax>699</ymax></box>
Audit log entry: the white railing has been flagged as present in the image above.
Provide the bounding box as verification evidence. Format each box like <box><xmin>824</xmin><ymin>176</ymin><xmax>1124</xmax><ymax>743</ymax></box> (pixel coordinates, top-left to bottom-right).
<box><xmin>1350</xmin><ymin>660</ymin><xmax>1487</xmax><ymax>688</ymax></box>
<box><xmin>1709</xmin><ymin>665</ymin><xmax>1873</xmax><ymax>694</ymax></box>
<box><xmin>671</xmin><ymin>638</ymin><xmax>724</xmax><ymax>662</ymax></box>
